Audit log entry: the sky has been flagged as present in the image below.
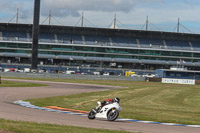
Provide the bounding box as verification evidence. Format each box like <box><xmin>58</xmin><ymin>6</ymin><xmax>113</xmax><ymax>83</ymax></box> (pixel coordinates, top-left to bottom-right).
<box><xmin>0</xmin><ymin>0</ymin><xmax>200</xmax><ymax>34</ymax></box>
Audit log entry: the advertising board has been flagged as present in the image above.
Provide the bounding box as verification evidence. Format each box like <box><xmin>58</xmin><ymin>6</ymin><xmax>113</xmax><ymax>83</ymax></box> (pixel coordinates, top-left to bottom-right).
<box><xmin>162</xmin><ymin>78</ymin><xmax>195</xmax><ymax>85</ymax></box>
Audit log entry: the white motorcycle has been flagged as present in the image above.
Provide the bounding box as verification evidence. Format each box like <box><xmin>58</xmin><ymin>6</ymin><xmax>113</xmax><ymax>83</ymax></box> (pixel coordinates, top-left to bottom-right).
<box><xmin>88</xmin><ymin>101</ymin><xmax>122</xmax><ymax>121</ymax></box>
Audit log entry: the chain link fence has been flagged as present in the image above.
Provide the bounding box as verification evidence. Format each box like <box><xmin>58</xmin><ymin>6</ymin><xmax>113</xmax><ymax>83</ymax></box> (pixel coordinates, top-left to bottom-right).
<box><xmin>0</xmin><ymin>72</ymin><xmax>146</xmax><ymax>81</ymax></box>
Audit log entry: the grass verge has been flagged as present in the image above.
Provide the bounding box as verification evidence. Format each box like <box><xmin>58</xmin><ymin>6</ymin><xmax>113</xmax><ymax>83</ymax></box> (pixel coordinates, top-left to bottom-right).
<box><xmin>0</xmin><ymin>81</ymin><xmax>48</xmax><ymax>87</ymax></box>
<box><xmin>3</xmin><ymin>77</ymin><xmax>200</xmax><ymax>125</ymax></box>
<box><xmin>0</xmin><ymin>119</ymin><xmax>130</xmax><ymax>133</ymax></box>
<box><xmin>22</xmin><ymin>78</ymin><xmax>200</xmax><ymax>126</ymax></box>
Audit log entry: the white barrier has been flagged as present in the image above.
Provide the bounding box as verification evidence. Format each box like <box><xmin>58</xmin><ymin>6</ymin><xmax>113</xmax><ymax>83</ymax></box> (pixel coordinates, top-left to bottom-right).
<box><xmin>162</xmin><ymin>78</ymin><xmax>195</xmax><ymax>85</ymax></box>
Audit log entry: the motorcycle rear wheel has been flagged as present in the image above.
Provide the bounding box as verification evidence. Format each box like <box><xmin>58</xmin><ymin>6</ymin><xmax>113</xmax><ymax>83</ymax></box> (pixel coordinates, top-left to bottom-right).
<box><xmin>88</xmin><ymin>109</ymin><xmax>96</xmax><ymax>119</ymax></box>
<box><xmin>107</xmin><ymin>109</ymin><xmax>119</xmax><ymax>121</ymax></box>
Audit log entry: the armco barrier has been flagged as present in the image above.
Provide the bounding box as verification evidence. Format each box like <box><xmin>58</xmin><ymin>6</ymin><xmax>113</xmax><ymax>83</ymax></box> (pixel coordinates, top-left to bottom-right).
<box><xmin>0</xmin><ymin>72</ymin><xmax>146</xmax><ymax>82</ymax></box>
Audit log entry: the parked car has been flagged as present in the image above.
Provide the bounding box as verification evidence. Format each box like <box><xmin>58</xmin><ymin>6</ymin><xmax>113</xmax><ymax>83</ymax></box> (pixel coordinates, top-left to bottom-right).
<box><xmin>24</xmin><ymin>68</ymin><xmax>31</xmax><ymax>73</ymax></box>
<box><xmin>142</xmin><ymin>74</ymin><xmax>155</xmax><ymax>78</ymax></box>
<box><xmin>66</xmin><ymin>70</ymin><xmax>75</xmax><ymax>74</ymax></box>
<box><xmin>4</xmin><ymin>68</ymin><xmax>10</xmax><ymax>72</ymax></box>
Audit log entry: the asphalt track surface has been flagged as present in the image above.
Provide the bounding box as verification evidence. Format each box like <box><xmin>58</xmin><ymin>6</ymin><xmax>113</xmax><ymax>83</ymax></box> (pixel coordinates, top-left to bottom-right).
<box><xmin>1</xmin><ymin>79</ymin><xmax>200</xmax><ymax>133</ymax></box>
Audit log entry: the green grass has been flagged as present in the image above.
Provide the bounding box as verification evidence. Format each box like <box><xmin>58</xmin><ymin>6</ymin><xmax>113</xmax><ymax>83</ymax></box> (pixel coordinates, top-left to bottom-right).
<box><xmin>24</xmin><ymin>79</ymin><xmax>200</xmax><ymax>125</ymax></box>
<box><xmin>3</xmin><ymin>76</ymin><xmax>200</xmax><ymax>125</ymax></box>
<box><xmin>0</xmin><ymin>119</ymin><xmax>130</xmax><ymax>133</ymax></box>
<box><xmin>0</xmin><ymin>81</ymin><xmax>48</xmax><ymax>87</ymax></box>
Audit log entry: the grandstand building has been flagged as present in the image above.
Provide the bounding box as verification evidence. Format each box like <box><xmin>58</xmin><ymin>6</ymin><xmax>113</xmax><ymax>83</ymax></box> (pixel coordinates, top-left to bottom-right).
<box><xmin>0</xmin><ymin>23</ymin><xmax>200</xmax><ymax>70</ymax></box>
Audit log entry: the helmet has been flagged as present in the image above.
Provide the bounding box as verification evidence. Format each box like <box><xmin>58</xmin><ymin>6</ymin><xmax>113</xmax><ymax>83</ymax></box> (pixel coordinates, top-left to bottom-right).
<box><xmin>114</xmin><ymin>97</ymin><xmax>120</xmax><ymax>103</ymax></box>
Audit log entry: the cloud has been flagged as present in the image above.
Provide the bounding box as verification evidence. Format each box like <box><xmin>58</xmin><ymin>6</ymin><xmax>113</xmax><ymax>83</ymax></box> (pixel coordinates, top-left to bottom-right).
<box><xmin>136</xmin><ymin>0</ymin><xmax>164</xmax><ymax>2</ymax></box>
<box><xmin>41</xmin><ymin>0</ymin><xmax>135</xmax><ymax>17</ymax></box>
<box><xmin>0</xmin><ymin>0</ymin><xmax>23</xmax><ymax>12</ymax></box>
<box><xmin>0</xmin><ymin>0</ymin><xmax>32</xmax><ymax>22</ymax></box>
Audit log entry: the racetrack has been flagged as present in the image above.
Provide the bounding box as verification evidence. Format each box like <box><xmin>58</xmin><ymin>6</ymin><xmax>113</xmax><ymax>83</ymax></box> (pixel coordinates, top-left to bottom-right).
<box><xmin>0</xmin><ymin>79</ymin><xmax>200</xmax><ymax>133</ymax></box>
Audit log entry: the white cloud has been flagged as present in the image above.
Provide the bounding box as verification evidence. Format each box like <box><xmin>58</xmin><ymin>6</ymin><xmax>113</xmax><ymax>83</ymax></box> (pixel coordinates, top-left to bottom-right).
<box><xmin>0</xmin><ymin>0</ymin><xmax>23</xmax><ymax>12</ymax></box>
<box><xmin>0</xmin><ymin>0</ymin><xmax>200</xmax><ymax>33</ymax></box>
<box><xmin>41</xmin><ymin>0</ymin><xmax>135</xmax><ymax>17</ymax></box>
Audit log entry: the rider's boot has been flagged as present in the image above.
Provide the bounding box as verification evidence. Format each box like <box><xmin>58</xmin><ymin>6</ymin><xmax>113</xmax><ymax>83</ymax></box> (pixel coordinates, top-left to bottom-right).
<box><xmin>92</xmin><ymin>107</ymin><xmax>99</xmax><ymax>113</ymax></box>
<box><xmin>92</xmin><ymin>101</ymin><xmax>101</xmax><ymax>113</ymax></box>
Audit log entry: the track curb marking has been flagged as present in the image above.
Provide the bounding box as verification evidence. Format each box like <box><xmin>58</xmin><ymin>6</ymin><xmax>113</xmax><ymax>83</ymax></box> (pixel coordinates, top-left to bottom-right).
<box><xmin>14</xmin><ymin>100</ymin><xmax>200</xmax><ymax>128</ymax></box>
<box><xmin>45</xmin><ymin>106</ymin><xmax>88</xmax><ymax>114</ymax></box>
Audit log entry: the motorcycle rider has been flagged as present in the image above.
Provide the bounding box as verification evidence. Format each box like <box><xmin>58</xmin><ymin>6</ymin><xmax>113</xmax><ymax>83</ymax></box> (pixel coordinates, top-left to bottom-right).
<box><xmin>93</xmin><ymin>97</ymin><xmax>120</xmax><ymax>113</ymax></box>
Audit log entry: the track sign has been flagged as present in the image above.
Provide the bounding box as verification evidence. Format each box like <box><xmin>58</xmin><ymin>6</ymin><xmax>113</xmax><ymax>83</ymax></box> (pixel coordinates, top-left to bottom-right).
<box><xmin>162</xmin><ymin>78</ymin><xmax>195</xmax><ymax>85</ymax></box>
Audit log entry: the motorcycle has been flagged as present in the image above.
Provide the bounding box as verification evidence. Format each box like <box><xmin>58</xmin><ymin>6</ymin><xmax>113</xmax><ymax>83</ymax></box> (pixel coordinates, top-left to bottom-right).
<box><xmin>88</xmin><ymin>101</ymin><xmax>122</xmax><ymax>121</ymax></box>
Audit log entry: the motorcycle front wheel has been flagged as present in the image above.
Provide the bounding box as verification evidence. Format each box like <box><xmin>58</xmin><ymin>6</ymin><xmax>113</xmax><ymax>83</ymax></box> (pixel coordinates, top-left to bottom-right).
<box><xmin>88</xmin><ymin>109</ymin><xmax>96</xmax><ymax>120</ymax></box>
<box><xmin>107</xmin><ymin>109</ymin><xmax>119</xmax><ymax>121</ymax></box>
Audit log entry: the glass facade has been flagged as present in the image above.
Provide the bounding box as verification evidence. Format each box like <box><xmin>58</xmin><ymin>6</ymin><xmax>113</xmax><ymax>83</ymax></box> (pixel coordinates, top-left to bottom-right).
<box><xmin>0</xmin><ymin>41</ymin><xmax>200</xmax><ymax>63</ymax></box>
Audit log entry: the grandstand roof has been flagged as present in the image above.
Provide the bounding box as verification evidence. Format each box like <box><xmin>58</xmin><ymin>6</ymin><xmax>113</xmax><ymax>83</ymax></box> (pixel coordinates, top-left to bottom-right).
<box><xmin>1</xmin><ymin>23</ymin><xmax>200</xmax><ymax>41</ymax></box>
<box><xmin>158</xmin><ymin>69</ymin><xmax>200</xmax><ymax>73</ymax></box>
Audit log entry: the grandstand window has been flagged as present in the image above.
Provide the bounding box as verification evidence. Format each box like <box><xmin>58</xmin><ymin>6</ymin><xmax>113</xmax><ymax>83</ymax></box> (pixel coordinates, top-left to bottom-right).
<box><xmin>73</xmin><ymin>46</ymin><xmax>81</xmax><ymax>51</ymax></box>
<box><xmin>51</xmin><ymin>51</ymin><xmax>56</xmax><ymax>55</ymax></box>
<box><xmin>118</xmin><ymin>49</ymin><xmax>128</xmax><ymax>54</ymax></box>
<box><xmin>52</xmin><ymin>45</ymin><xmax>61</xmax><ymax>48</ymax></box>
<box><xmin>196</xmin><ymin>74</ymin><xmax>200</xmax><ymax>78</ymax></box>
<box><xmin>95</xmin><ymin>48</ymin><xmax>105</xmax><ymax>52</ymax></box>
<box><xmin>157</xmin><ymin>51</ymin><xmax>162</xmax><ymax>55</ymax></box>
<box><xmin>60</xmin><ymin>52</ymin><xmax>66</xmax><ymax>55</ymax></box>
<box><xmin>161</xmin><ymin>51</ymin><xmax>170</xmax><ymax>56</ymax></box>
<box><xmin>17</xmin><ymin>50</ymin><xmax>26</xmax><ymax>53</ymax></box>
<box><xmin>193</xmin><ymin>53</ymin><xmax>200</xmax><ymax>57</ymax></box>
<box><xmin>39</xmin><ymin>51</ymin><xmax>49</xmax><ymax>54</ymax></box>
<box><xmin>7</xmin><ymin>43</ymin><xmax>17</xmax><ymax>48</ymax></box>
<box><xmin>182</xmin><ymin>52</ymin><xmax>192</xmax><ymax>57</ymax></box>
<box><xmin>188</xmin><ymin>74</ymin><xmax>195</xmax><ymax>78</ymax></box>
<box><xmin>86</xmin><ymin>53</ymin><xmax>94</xmax><ymax>57</ymax></box>
<box><xmin>64</xmin><ymin>53</ymin><xmax>73</xmax><ymax>56</ymax></box>
<box><xmin>62</xmin><ymin>46</ymin><xmax>73</xmax><ymax>50</ymax></box>
<box><xmin>184</xmin><ymin>59</ymin><xmax>192</xmax><ymax>62</ymax></box>
<box><xmin>193</xmin><ymin>59</ymin><xmax>199</xmax><ymax>62</ymax></box>
<box><xmin>5</xmin><ymin>49</ymin><xmax>16</xmax><ymax>53</ymax></box>
<box><xmin>145</xmin><ymin>50</ymin><xmax>160</xmax><ymax>55</ymax></box>
<box><xmin>130</xmin><ymin>50</ymin><xmax>139</xmax><ymax>54</ymax></box>
<box><xmin>150</xmin><ymin>57</ymin><xmax>159</xmax><ymax>60</ymax></box>
<box><xmin>170</xmin><ymin>58</ymin><xmax>178</xmax><ymax>61</ymax></box>
<box><xmin>170</xmin><ymin>74</ymin><xmax>175</xmax><ymax>77</ymax></box>
<box><xmin>81</xmin><ymin>47</ymin><xmax>93</xmax><ymax>51</ymax></box>
<box><xmin>19</xmin><ymin>44</ymin><xmax>31</xmax><ymax>48</ymax></box>
<box><xmin>105</xmin><ymin>48</ymin><xmax>116</xmax><ymax>53</ymax></box>
<box><xmin>113</xmin><ymin>55</ymin><xmax>125</xmax><ymax>58</ymax></box>
<box><xmin>132</xmin><ymin>56</ymin><xmax>138</xmax><ymax>59</ymax></box>
<box><xmin>77</xmin><ymin>53</ymin><xmax>84</xmax><ymax>56</ymax></box>
<box><xmin>0</xmin><ymin>43</ymin><xmax>6</xmax><ymax>47</ymax></box>
<box><xmin>51</xmin><ymin>45</ymin><xmax>63</xmax><ymax>50</ymax></box>
<box><xmin>138</xmin><ymin>50</ymin><xmax>145</xmax><ymax>55</ymax></box>
<box><xmin>96</xmin><ymin>54</ymin><xmax>104</xmax><ymax>57</ymax></box>
<box><xmin>143</xmin><ymin>56</ymin><xmax>150</xmax><ymax>60</ymax></box>
<box><xmin>176</xmin><ymin>74</ymin><xmax>181</xmax><ymax>77</ymax></box>
<box><xmin>39</xmin><ymin>45</ymin><xmax>51</xmax><ymax>49</ymax></box>
<box><xmin>171</xmin><ymin>52</ymin><xmax>182</xmax><ymax>56</ymax></box>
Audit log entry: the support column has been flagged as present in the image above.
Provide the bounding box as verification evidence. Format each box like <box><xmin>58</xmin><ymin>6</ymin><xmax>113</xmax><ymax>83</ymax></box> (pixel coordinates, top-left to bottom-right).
<box><xmin>0</xmin><ymin>32</ymin><xmax>2</xmax><ymax>40</ymax></box>
<box><xmin>31</xmin><ymin>0</ymin><xmax>40</xmax><ymax>70</ymax></box>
